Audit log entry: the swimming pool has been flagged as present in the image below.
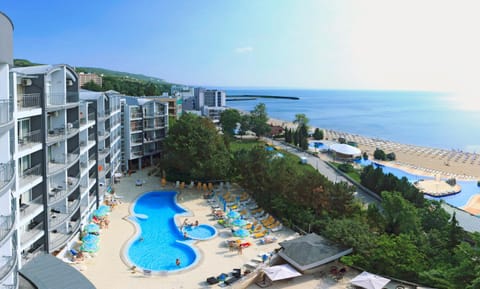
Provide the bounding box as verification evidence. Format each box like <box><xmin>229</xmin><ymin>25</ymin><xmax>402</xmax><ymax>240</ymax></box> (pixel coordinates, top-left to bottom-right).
<box><xmin>125</xmin><ymin>191</ymin><xmax>216</xmax><ymax>272</ymax></box>
<box><xmin>183</xmin><ymin>224</ymin><xmax>217</xmax><ymax>240</ymax></box>
<box><xmin>354</xmin><ymin>160</ymin><xmax>479</xmax><ymax>208</ymax></box>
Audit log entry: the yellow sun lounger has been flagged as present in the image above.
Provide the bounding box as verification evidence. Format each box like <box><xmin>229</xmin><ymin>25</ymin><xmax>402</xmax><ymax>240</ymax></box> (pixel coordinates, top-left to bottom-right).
<box><xmin>253</xmin><ymin>230</ymin><xmax>268</xmax><ymax>239</ymax></box>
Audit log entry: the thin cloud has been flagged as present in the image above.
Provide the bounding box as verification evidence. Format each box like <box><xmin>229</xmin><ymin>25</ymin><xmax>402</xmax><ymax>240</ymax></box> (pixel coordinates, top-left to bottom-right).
<box><xmin>234</xmin><ymin>46</ymin><xmax>253</xmax><ymax>54</ymax></box>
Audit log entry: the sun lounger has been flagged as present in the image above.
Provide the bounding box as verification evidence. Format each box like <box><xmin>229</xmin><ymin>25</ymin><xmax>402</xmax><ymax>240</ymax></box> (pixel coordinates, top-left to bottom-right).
<box><xmin>266</xmin><ymin>220</ymin><xmax>281</xmax><ymax>229</ymax></box>
<box><xmin>253</xmin><ymin>230</ymin><xmax>268</xmax><ymax>239</ymax></box>
<box><xmin>271</xmin><ymin>224</ymin><xmax>283</xmax><ymax>232</ymax></box>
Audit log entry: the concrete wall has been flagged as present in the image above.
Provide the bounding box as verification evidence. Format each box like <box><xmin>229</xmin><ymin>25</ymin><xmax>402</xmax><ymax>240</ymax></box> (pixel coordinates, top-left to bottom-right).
<box><xmin>0</xmin><ymin>12</ymin><xmax>14</xmax><ymax>65</ymax></box>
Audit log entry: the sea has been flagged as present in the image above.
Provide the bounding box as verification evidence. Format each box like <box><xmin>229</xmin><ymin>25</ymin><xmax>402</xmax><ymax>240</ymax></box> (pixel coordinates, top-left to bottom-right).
<box><xmin>225</xmin><ymin>89</ymin><xmax>480</xmax><ymax>153</ymax></box>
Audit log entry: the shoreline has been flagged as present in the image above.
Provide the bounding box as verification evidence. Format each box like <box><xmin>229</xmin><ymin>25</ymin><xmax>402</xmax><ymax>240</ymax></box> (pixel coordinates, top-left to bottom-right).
<box><xmin>267</xmin><ymin>118</ymin><xmax>480</xmax><ymax>179</ymax></box>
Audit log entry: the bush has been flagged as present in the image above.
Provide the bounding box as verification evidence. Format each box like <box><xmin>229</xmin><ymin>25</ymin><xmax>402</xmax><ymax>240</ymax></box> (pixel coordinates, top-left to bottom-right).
<box><xmin>386</xmin><ymin>152</ymin><xmax>396</xmax><ymax>161</ymax></box>
<box><xmin>363</xmin><ymin>152</ymin><xmax>369</xmax><ymax>160</ymax></box>
<box><xmin>446</xmin><ymin>178</ymin><xmax>456</xmax><ymax>186</ymax></box>
<box><xmin>338</xmin><ymin>137</ymin><xmax>346</xmax><ymax>144</ymax></box>
<box><xmin>338</xmin><ymin>163</ymin><xmax>354</xmax><ymax>173</ymax></box>
<box><xmin>373</xmin><ymin>148</ymin><xmax>386</xmax><ymax>160</ymax></box>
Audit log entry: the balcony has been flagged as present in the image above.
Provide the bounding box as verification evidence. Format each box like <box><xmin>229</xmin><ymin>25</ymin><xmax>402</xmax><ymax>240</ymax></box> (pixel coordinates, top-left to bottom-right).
<box><xmin>131</xmin><ymin>137</ymin><xmax>143</xmax><ymax>146</ymax></box>
<box><xmin>20</xmin><ymin>222</ymin><xmax>44</xmax><ymax>249</ymax></box>
<box><xmin>0</xmin><ymin>237</ymin><xmax>17</xmax><ymax>283</ymax></box>
<box><xmin>47</xmin><ymin>185</ymin><xmax>67</xmax><ymax>205</ymax></box>
<box><xmin>0</xmin><ymin>207</ymin><xmax>16</xmax><ymax>244</ymax></box>
<box><xmin>66</xmin><ymin>91</ymin><xmax>78</xmax><ymax>103</ymax></box>
<box><xmin>0</xmin><ymin>160</ymin><xmax>15</xmax><ymax>197</ymax></box>
<box><xmin>98</xmin><ymin>148</ymin><xmax>110</xmax><ymax>160</ymax></box>
<box><xmin>17</xmin><ymin>93</ymin><xmax>41</xmax><ymax>111</ymax></box>
<box><xmin>18</xmin><ymin>164</ymin><xmax>42</xmax><ymax>189</ymax></box>
<box><xmin>47</xmin><ymin>158</ymin><xmax>67</xmax><ymax>176</ymax></box>
<box><xmin>67</xmin><ymin>147</ymin><xmax>80</xmax><ymax>164</ymax></box>
<box><xmin>21</xmin><ymin>244</ymin><xmax>44</xmax><ymax>265</ymax></box>
<box><xmin>131</xmin><ymin>151</ymin><xmax>144</xmax><ymax>158</ymax></box>
<box><xmin>87</xmin><ymin>112</ymin><xmax>95</xmax><ymax>124</ymax></box>
<box><xmin>20</xmin><ymin>195</ymin><xmax>43</xmax><ymax>219</ymax></box>
<box><xmin>67</xmin><ymin>174</ymin><xmax>80</xmax><ymax>193</ymax></box>
<box><xmin>0</xmin><ymin>99</ymin><xmax>13</xmax><ymax>132</ymax></box>
<box><xmin>47</xmin><ymin>127</ymin><xmax>66</xmax><ymax>143</ymax></box>
<box><xmin>18</xmin><ymin>129</ymin><xmax>42</xmax><ymax>150</ymax></box>
<box><xmin>46</xmin><ymin>92</ymin><xmax>66</xmax><ymax>107</ymax></box>
<box><xmin>66</xmin><ymin>120</ymin><xmax>79</xmax><ymax>138</ymax></box>
<box><xmin>130</xmin><ymin>112</ymin><xmax>142</xmax><ymax>119</ymax></box>
<box><xmin>49</xmin><ymin>219</ymin><xmax>80</xmax><ymax>252</ymax></box>
<box><xmin>98</xmin><ymin>130</ymin><xmax>110</xmax><ymax>140</ymax></box>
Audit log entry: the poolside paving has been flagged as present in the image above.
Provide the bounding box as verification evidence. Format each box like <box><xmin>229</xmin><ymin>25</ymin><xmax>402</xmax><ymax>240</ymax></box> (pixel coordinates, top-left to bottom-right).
<box><xmin>75</xmin><ymin>169</ymin><xmax>307</xmax><ymax>288</ymax></box>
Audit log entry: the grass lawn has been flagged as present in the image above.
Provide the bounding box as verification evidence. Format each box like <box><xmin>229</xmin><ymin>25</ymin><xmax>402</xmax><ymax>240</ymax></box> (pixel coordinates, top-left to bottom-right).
<box><xmin>330</xmin><ymin>162</ymin><xmax>362</xmax><ymax>183</ymax></box>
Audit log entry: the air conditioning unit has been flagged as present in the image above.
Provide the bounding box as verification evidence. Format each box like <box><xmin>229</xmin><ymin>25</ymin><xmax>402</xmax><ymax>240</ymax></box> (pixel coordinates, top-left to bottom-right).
<box><xmin>22</xmin><ymin>79</ymin><xmax>32</xmax><ymax>86</ymax></box>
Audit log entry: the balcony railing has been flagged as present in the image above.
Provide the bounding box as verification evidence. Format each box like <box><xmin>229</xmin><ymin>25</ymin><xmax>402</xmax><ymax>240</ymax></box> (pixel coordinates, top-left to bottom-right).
<box><xmin>0</xmin><ymin>236</ymin><xmax>17</xmax><ymax>282</ymax></box>
<box><xmin>67</xmin><ymin>147</ymin><xmax>80</xmax><ymax>163</ymax></box>
<box><xmin>66</xmin><ymin>91</ymin><xmax>78</xmax><ymax>103</ymax></box>
<box><xmin>20</xmin><ymin>222</ymin><xmax>44</xmax><ymax>248</ymax></box>
<box><xmin>66</xmin><ymin>120</ymin><xmax>79</xmax><ymax>137</ymax></box>
<box><xmin>17</xmin><ymin>93</ymin><xmax>41</xmax><ymax>111</ymax></box>
<box><xmin>20</xmin><ymin>164</ymin><xmax>42</xmax><ymax>178</ymax></box>
<box><xmin>20</xmin><ymin>195</ymin><xmax>43</xmax><ymax>217</ymax></box>
<box><xmin>18</xmin><ymin>129</ymin><xmax>42</xmax><ymax>148</ymax></box>
<box><xmin>88</xmin><ymin>112</ymin><xmax>95</xmax><ymax>122</ymax></box>
<box><xmin>0</xmin><ymin>99</ymin><xmax>13</xmax><ymax>126</ymax></box>
<box><xmin>48</xmin><ymin>185</ymin><xmax>67</xmax><ymax>205</ymax></box>
<box><xmin>67</xmin><ymin>173</ymin><xmax>80</xmax><ymax>193</ymax></box>
<box><xmin>47</xmin><ymin>127</ymin><xmax>66</xmax><ymax>143</ymax></box>
<box><xmin>48</xmin><ymin>158</ymin><xmax>67</xmax><ymax>175</ymax></box>
<box><xmin>47</xmin><ymin>92</ymin><xmax>66</xmax><ymax>106</ymax></box>
<box><xmin>22</xmin><ymin>244</ymin><xmax>44</xmax><ymax>265</ymax></box>
<box><xmin>131</xmin><ymin>151</ymin><xmax>144</xmax><ymax>158</ymax></box>
<box><xmin>0</xmin><ymin>209</ymin><xmax>15</xmax><ymax>243</ymax></box>
<box><xmin>0</xmin><ymin>160</ymin><xmax>14</xmax><ymax>195</ymax></box>
<box><xmin>130</xmin><ymin>112</ymin><xmax>142</xmax><ymax>119</ymax></box>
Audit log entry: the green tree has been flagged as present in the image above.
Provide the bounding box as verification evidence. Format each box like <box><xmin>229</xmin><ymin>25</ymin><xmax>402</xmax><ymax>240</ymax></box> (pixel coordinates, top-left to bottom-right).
<box><xmin>381</xmin><ymin>191</ymin><xmax>421</xmax><ymax>235</ymax></box>
<box><xmin>162</xmin><ymin>113</ymin><xmax>231</xmax><ymax>182</ymax></box>
<box><xmin>220</xmin><ymin>109</ymin><xmax>241</xmax><ymax>136</ymax></box>
<box><xmin>249</xmin><ymin>103</ymin><xmax>270</xmax><ymax>137</ymax></box>
<box><xmin>82</xmin><ymin>80</ymin><xmax>103</xmax><ymax>91</ymax></box>
<box><xmin>313</xmin><ymin>128</ymin><xmax>323</xmax><ymax>140</ymax></box>
<box><xmin>293</xmin><ymin>113</ymin><xmax>309</xmax><ymax>128</ymax></box>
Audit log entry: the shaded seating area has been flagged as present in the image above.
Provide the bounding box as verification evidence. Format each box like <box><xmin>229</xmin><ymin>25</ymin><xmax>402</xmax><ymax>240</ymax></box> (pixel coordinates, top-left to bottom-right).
<box><xmin>277</xmin><ymin>233</ymin><xmax>353</xmax><ymax>272</ymax></box>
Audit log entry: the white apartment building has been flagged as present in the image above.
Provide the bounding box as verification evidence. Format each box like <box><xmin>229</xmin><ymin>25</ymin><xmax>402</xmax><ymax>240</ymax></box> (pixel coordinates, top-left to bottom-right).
<box><xmin>80</xmin><ymin>90</ymin><xmax>122</xmax><ymax>204</ymax></box>
<box><xmin>121</xmin><ymin>96</ymin><xmax>168</xmax><ymax>172</ymax></box>
<box><xmin>0</xmin><ymin>11</ymin><xmax>17</xmax><ymax>289</ymax></box>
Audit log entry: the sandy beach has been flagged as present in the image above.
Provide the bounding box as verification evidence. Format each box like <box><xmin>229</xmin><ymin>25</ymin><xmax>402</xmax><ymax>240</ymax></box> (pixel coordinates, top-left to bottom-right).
<box><xmin>268</xmin><ymin>118</ymin><xmax>480</xmax><ymax>179</ymax></box>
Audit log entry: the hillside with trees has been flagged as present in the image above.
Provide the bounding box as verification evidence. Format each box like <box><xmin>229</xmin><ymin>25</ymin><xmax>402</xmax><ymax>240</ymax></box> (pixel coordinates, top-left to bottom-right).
<box><xmin>13</xmin><ymin>59</ymin><xmax>175</xmax><ymax>96</ymax></box>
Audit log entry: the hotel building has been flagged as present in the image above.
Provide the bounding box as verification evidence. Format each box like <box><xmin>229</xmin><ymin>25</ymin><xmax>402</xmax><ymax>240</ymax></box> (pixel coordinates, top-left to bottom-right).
<box><xmin>121</xmin><ymin>96</ymin><xmax>168</xmax><ymax>172</ymax></box>
<box><xmin>0</xmin><ymin>11</ymin><xmax>17</xmax><ymax>289</ymax></box>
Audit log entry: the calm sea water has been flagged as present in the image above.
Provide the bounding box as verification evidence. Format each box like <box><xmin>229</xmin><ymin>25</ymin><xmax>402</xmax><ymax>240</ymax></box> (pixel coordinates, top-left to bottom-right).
<box><xmin>226</xmin><ymin>89</ymin><xmax>480</xmax><ymax>152</ymax></box>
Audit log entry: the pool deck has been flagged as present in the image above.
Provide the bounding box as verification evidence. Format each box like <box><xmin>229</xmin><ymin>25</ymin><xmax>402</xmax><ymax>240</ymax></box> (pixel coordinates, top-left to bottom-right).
<box><xmin>74</xmin><ymin>169</ymin><xmax>330</xmax><ymax>288</ymax></box>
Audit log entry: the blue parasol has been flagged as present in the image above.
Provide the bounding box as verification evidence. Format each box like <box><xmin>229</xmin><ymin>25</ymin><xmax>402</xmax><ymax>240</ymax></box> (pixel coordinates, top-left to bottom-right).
<box><xmin>93</xmin><ymin>205</ymin><xmax>110</xmax><ymax>217</ymax></box>
<box><xmin>80</xmin><ymin>241</ymin><xmax>99</xmax><ymax>253</ymax></box>
<box><xmin>231</xmin><ymin>218</ymin><xmax>249</xmax><ymax>227</ymax></box>
<box><xmin>84</xmin><ymin>223</ymin><xmax>100</xmax><ymax>233</ymax></box>
<box><xmin>227</xmin><ymin>210</ymin><xmax>240</xmax><ymax>219</ymax></box>
<box><xmin>233</xmin><ymin>228</ymin><xmax>250</xmax><ymax>238</ymax></box>
<box><xmin>82</xmin><ymin>233</ymin><xmax>99</xmax><ymax>244</ymax></box>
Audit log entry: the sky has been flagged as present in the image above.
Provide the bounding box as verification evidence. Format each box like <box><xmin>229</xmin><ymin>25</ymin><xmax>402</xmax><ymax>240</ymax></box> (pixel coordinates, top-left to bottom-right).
<box><xmin>2</xmin><ymin>0</ymin><xmax>480</xmax><ymax>97</ymax></box>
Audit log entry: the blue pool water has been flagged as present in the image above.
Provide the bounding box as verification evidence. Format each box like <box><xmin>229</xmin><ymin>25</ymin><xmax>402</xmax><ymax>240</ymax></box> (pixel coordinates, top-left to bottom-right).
<box><xmin>126</xmin><ymin>191</ymin><xmax>211</xmax><ymax>272</ymax></box>
<box><xmin>354</xmin><ymin>160</ymin><xmax>480</xmax><ymax>208</ymax></box>
<box><xmin>183</xmin><ymin>224</ymin><xmax>217</xmax><ymax>240</ymax></box>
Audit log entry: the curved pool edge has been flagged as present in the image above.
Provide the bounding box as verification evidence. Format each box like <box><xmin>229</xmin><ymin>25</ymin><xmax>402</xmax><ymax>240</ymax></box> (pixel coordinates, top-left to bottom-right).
<box><xmin>182</xmin><ymin>224</ymin><xmax>218</xmax><ymax>241</ymax></box>
<box><xmin>121</xmin><ymin>190</ymin><xmax>205</xmax><ymax>275</ymax></box>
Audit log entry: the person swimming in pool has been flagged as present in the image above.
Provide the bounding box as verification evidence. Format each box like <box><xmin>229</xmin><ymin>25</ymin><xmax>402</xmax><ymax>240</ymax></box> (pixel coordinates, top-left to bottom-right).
<box><xmin>176</xmin><ymin>258</ymin><xmax>181</xmax><ymax>266</ymax></box>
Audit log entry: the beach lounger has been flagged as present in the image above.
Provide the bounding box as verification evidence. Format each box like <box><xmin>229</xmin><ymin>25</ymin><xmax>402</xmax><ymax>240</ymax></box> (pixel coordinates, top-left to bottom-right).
<box><xmin>266</xmin><ymin>220</ymin><xmax>281</xmax><ymax>229</ymax></box>
<box><xmin>253</xmin><ymin>230</ymin><xmax>268</xmax><ymax>239</ymax></box>
<box><xmin>271</xmin><ymin>224</ymin><xmax>284</xmax><ymax>232</ymax></box>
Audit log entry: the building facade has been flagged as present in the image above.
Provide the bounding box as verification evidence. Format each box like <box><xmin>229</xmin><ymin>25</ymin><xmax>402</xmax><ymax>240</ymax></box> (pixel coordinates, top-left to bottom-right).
<box><xmin>121</xmin><ymin>97</ymin><xmax>168</xmax><ymax>172</ymax></box>
<box><xmin>0</xmin><ymin>11</ymin><xmax>17</xmax><ymax>289</ymax></box>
